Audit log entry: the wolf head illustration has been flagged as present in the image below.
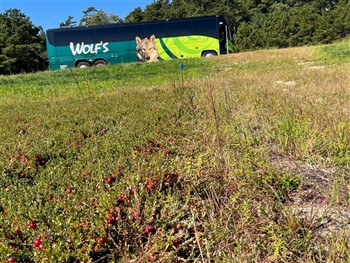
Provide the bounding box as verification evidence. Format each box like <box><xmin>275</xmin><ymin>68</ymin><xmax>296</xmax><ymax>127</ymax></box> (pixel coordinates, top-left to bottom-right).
<box><xmin>135</xmin><ymin>35</ymin><xmax>160</xmax><ymax>62</ymax></box>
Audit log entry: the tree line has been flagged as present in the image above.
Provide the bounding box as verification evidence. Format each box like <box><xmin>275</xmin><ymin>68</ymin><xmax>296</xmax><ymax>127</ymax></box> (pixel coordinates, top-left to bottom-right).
<box><xmin>0</xmin><ymin>0</ymin><xmax>349</xmax><ymax>74</ymax></box>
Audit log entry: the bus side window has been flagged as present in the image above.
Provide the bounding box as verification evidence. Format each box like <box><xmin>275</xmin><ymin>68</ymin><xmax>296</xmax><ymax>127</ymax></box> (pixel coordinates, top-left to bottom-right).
<box><xmin>167</xmin><ymin>21</ymin><xmax>192</xmax><ymax>37</ymax></box>
<box><xmin>119</xmin><ymin>26</ymin><xmax>143</xmax><ymax>41</ymax></box>
<box><xmin>143</xmin><ymin>23</ymin><xmax>167</xmax><ymax>38</ymax></box>
<box><xmin>96</xmin><ymin>27</ymin><xmax>120</xmax><ymax>42</ymax></box>
<box><xmin>192</xmin><ymin>19</ymin><xmax>217</xmax><ymax>39</ymax></box>
<box><xmin>71</xmin><ymin>29</ymin><xmax>96</xmax><ymax>44</ymax></box>
<box><xmin>53</xmin><ymin>31</ymin><xmax>72</xmax><ymax>46</ymax></box>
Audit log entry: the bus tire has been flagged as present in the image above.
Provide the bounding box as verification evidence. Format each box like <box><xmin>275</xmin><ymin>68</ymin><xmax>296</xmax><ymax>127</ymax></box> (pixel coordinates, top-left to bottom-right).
<box><xmin>202</xmin><ymin>51</ymin><xmax>217</xmax><ymax>57</ymax></box>
<box><xmin>93</xmin><ymin>60</ymin><xmax>107</xmax><ymax>67</ymax></box>
<box><xmin>76</xmin><ymin>61</ymin><xmax>90</xmax><ymax>68</ymax></box>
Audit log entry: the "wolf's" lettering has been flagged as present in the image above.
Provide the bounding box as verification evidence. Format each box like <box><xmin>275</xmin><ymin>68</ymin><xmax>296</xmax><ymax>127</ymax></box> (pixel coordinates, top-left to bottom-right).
<box><xmin>70</xmin><ymin>41</ymin><xmax>109</xmax><ymax>55</ymax></box>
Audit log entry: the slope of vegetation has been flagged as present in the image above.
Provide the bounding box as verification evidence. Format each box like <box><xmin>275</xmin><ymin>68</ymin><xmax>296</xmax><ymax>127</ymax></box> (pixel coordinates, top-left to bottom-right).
<box><xmin>0</xmin><ymin>41</ymin><xmax>349</xmax><ymax>262</ymax></box>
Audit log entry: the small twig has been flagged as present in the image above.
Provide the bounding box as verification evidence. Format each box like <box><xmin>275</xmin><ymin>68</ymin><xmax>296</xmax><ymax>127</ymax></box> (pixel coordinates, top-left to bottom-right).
<box><xmin>311</xmin><ymin>216</ymin><xmax>333</xmax><ymax>232</ymax></box>
<box><xmin>92</xmin><ymin>253</ymin><xmax>111</xmax><ymax>263</ymax></box>
<box><xmin>69</xmin><ymin>67</ymin><xmax>84</xmax><ymax>99</ymax></box>
<box><xmin>191</xmin><ymin>209</ymin><xmax>205</xmax><ymax>262</ymax></box>
<box><xmin>206</xmin><ymin>79</ymin><xmax>222</xmax><ymax>152</ymax></box>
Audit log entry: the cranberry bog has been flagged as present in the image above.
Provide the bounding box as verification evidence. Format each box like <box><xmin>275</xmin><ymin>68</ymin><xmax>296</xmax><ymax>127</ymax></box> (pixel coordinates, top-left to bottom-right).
<box><xmin>0</xmin><ymin>40</ymin><xmax>349</xmax><ymax>262</ymax></box>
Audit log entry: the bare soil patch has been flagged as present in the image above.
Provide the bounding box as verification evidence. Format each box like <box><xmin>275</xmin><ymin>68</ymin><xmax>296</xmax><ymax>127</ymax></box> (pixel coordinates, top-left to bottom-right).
<box><xmin>270</xmin><ymin>154</ymin><xmax>350</xmax><ymax>238</ymax></box>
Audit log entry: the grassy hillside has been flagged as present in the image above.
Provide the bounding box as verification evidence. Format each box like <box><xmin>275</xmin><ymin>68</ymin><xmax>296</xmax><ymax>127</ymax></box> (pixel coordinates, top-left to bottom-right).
<box><xmin>0</xmin><ymin>41</ymin><xmax>349</xmax><ymax>262</ymax></box>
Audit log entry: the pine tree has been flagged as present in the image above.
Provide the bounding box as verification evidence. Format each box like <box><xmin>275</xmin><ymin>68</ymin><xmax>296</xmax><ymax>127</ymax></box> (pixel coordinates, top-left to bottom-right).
<box><xmin>124</xmin><ymin>7</ymin><xmax>144</xmax><ymax>23</ymax></box>
<box><xmin>0</xmin><ymin>9</ymin><xmax>47</xmax><ymax>74</ymax></box>
<box><xmin>79</xmin><ymin>7</ymin><xmax>122</xmax><ymax>26</ymax></box>
<box><xmin>59</xmin><ymin>16</ymin><xmax>77</xmax><ymax>28</ymax></box>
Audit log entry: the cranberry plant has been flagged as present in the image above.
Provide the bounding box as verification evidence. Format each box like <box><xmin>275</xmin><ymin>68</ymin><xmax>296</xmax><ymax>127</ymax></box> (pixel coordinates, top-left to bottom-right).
<box><xmin>0</xmin><ymin>69</ymin><xmax>209</xmax><ymax>262</ymax></box>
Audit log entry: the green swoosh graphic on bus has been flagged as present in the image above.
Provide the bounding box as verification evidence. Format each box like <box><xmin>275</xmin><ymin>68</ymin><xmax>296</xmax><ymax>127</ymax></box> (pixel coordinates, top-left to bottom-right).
<box><xmin>156</xmin><ymin>36</ymin><xmax>219</xmax><ymax>60</ymax></box>
<box><xmin>174</xmin><ymin>36</ymin><xmax>217</xmax><ymax>55</ymax></box>
<box><xmin>158</xmin><ymin>38</ymin><xmax>177</xmax><ymax>60</ymax></box>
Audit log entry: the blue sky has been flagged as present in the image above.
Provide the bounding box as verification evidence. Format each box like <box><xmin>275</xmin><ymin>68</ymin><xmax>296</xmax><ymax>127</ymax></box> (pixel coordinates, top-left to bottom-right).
<box><xmin>0</xmin><ymin>0</ymin><xmax>153</xmax><ymax>31</ymax></box>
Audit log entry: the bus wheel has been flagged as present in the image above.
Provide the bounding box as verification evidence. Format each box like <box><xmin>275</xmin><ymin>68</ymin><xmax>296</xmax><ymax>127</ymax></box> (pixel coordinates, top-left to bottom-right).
<box><xmin>93</xmin><ymin>60</ymin><xmax>107</xmax><ymax>67</ymax></box>
<box><xmin>76</xmin><ymin>61</ymin><xmax>90</xmax><ymax>68</ymax></box>
<box><xmin>202</xmin><ymin>51</ymin><xmax>217</xmax><ymax>57</ymax></box>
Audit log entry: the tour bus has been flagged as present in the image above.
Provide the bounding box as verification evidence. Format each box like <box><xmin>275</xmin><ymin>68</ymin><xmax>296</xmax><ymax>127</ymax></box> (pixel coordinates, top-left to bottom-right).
<box><xmin>46</xmin><ymin>15</ymin><xmax>234</xmax><ymax>70</ymax></box>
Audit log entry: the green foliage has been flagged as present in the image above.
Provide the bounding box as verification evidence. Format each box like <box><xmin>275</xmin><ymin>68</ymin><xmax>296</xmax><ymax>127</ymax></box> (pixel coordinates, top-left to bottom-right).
<box><xmin>143</xmin><ymin>0</ymin><xmax>173</xmax><ymax>20</ymax></box>
<box><xmin>0</xmin><ymin>58</ymin><xmax>213</xmax><ymax>98</ymax></box>
<box><xmin>59</xmin><ymin>15</ymin><xmax>77</xmax><ymax>28</ymax></box>
<box><xmin>235</xmin><ymin>2</ymin><xmax>350</xmax><ymax>51</ymax></box>
<box><xmin>59</xmin><ymin>6</ymin><xmax>122</xmax><ymax>28</ymax></box>
<box><xmin>79</xmin><ymin>6</ymin><xmax>122</xmax><ymax>26</ymax></box>
<box><xmin>124</xmin><ymin>7</ymin><xmax>144</xmax><ymax>23</ymax></box>
<box><xmin>321</xmin><ymin>39</ymin><xmax>350</xmax><ymax>62</ymax></box>
<box><xmin>0</xmin><ymin>9</ymin><xmax>47</xmax><ymax>74</ymax></box>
